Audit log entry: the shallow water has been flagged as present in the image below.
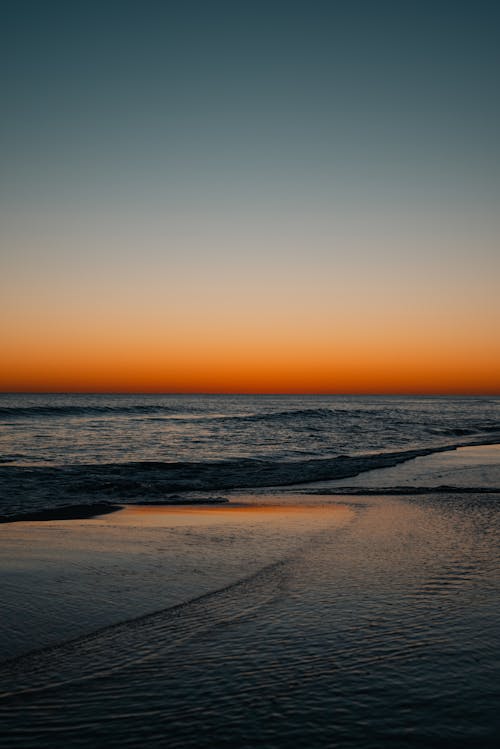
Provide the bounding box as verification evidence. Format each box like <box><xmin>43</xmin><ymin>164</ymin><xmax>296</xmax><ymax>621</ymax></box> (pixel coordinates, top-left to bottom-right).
<box><xmin>0</xmin><ymin>502</ymin><xmax>350</xmax><ymax>659</ymax></box>
<box><xmin>296</xmin><ymin>443</ymin><xmax>500</xmax><ymax>492</ymax></box>
<box><xmin>1</xmin><ymin>480</ymin><xmax>499</xmax><ymax>748</ymax></box>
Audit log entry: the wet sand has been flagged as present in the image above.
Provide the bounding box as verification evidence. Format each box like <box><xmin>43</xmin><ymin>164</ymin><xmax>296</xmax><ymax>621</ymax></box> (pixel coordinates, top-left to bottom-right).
<box><xmin>0</xmin><ymin>500</ymin><xmax>353</xmax><ymax>661</ymax></box>
<box><xmin>1</xmin><ymin>446</ymin><xmax>499</xmax><ymax>748</ymax></box>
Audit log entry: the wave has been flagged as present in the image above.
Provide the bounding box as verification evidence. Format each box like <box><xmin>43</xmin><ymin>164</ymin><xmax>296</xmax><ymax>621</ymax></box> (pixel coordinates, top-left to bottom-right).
<box><xmin>213</xmin><ymin>406</ymin><xmax>424</xmax><ymax>426</ymax></box>
<box><xmin>0</xmin><ymin>405</ymin><xmax>343</xmax><ymax>422</ymax></box>
<box><xmin>307</xmin><ymin>485</ymin><xmax>500</xmax><ymax>496</ymax></box>
<box><xmin>3</xmin><ymin>438</ymin><xmax>500</xmax><ymax>521</ymax></box>
<box><xmin>207</xmin><ymin>408</ymin><xmax>339</xmax><ymax>426</ymax></box>
<box><xmin>2</xmin><ymin>406</ymin><xmax>498</xmax><ymax>450</ymax></box>
<box><xmin>0</xmin><ymin>405</ymin><xmax>189</xmax><ymax>418</ymax></box>
<box><xmin>0</xmin><ymin>405</ymin><xmax>382</xmax><ymax>422</ymax></box>
<box><xmin>430</xmin><ymin>425</ymin><xmax>500</xmax><ymax>436</ymax></box>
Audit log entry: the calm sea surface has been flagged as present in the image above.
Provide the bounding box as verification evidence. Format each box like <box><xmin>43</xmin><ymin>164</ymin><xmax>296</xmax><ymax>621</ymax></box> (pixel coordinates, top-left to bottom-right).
<box><xmin>1</xmin><ymin>393</ymin><xmax>499</xmax><ymax>466</ymax></box>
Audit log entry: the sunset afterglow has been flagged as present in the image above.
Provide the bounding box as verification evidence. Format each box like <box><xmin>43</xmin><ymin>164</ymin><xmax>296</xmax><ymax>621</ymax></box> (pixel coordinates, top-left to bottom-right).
<box><xmin>2</xmin><ymin>3</ymin><xmax>499</xmax><ymax>393</ymax></box>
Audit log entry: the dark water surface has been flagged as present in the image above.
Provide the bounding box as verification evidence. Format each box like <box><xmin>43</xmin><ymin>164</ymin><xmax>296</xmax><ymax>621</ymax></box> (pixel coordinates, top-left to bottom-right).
<box><xmin>2</xmin><ymin>394</ymin><xmax>499</xmax><ymax>467</ymax></box>
<box><xmin>1</xmin><ymin>487</ymin><xmax>499</xmax><ymax>748</ymax></box>
<box><xmin>1</xmin><ymin>394</ymin><xmax>499</xmax><ymax>519</ymax></box>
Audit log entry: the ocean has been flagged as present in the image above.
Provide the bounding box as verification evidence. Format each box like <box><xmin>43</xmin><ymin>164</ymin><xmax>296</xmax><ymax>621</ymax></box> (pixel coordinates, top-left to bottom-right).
<box><xmin>0</xmin><ymin>393</ymin><xmax>499</xmax><ymax>519</ymax></box>
<box><xmin>1</xmin><ymin>393</ymin><xmax>499</xmax><ymax>747</ymax></box>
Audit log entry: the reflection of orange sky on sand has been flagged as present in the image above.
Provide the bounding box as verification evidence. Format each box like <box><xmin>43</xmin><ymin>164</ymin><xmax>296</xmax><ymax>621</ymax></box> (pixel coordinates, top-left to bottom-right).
<box><xmin>100</xmin><ymin>502</ymin><xmax>355</xmax><ymax>529</ymax></box>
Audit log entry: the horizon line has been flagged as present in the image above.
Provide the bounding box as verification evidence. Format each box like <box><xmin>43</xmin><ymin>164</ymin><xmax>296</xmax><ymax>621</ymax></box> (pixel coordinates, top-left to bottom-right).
<box><xmin>1</xmin><ymin>391</ymin><xmax>499</xmax><ymax>397</ymax></box>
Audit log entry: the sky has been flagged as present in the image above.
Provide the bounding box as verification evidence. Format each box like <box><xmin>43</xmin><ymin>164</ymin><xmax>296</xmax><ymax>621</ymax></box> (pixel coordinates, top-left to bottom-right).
<box><xmin>1</xmin><ymin>0</ymin><xmax>499</xmax><ymax>393</ymax></box>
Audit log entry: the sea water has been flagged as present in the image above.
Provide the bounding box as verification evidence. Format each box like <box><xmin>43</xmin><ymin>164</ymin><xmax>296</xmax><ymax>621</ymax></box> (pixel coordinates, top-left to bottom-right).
<box><xmin>1</xmin><ymin>393</ymin><xmax>499</xmax><ymax>466</ymax></box>
<box><xmin>0</xmin><ymin>393</ymin><xmax>499</xmax><ymax>518</ymax></box>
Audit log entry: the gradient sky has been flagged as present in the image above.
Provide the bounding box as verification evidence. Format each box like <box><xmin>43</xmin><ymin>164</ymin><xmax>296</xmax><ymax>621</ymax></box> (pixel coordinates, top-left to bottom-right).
<box><xmin>1</xmin><ymin>0</ymin><xmax>499</xmax><ymax>393</ymax></box>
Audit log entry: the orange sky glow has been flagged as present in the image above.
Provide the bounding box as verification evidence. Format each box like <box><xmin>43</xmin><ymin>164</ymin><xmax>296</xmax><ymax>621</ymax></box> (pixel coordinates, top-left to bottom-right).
<box><xmin>3</xmin><ymin>234</ymin><xmax>499</xmax><ymax>394</ymax></box>
<box><xmin>3</xmin><ymin>307</ymin><xmax>499</xmax><ymax>394</ymax></box>
<box><xmin>2</xmin><ymin>3</ymin><xmax>500</xmax><ymax>396</ymax></box>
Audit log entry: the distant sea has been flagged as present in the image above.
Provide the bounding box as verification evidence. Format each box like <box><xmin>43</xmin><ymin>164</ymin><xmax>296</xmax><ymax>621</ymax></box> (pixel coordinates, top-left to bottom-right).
<box><xmin>0</xmin><ymin>393</ymin><xmax>499</xmax><ymax>519</ymax></box>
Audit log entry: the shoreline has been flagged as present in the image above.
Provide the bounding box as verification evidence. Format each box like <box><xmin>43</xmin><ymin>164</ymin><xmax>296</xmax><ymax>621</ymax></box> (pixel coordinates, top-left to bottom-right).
<box><xmin>1</xmin><ymin>438</ymin><xmax>499</xmax><ymax>523</ymax></box>
<box><xmin>0</xmin><ymin>497</ymin><xmax>230</xmax><ymax>524</ymax></box>
<box><xmin>0</xmin><ymin>502</ymin><xmax>122</xmax><ymax>524</ymax></box>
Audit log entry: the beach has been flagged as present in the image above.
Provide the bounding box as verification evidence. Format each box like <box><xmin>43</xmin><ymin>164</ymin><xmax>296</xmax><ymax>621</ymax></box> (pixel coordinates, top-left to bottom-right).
<box><xmin>3</xmin><ymin>0</ymin><xmax>500</xmax><ymax>744</ymax></box>
<box><xmin>1</xmin><ymin>443</ymin><xmax>499</xmax><ymax>748</ymax></box>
